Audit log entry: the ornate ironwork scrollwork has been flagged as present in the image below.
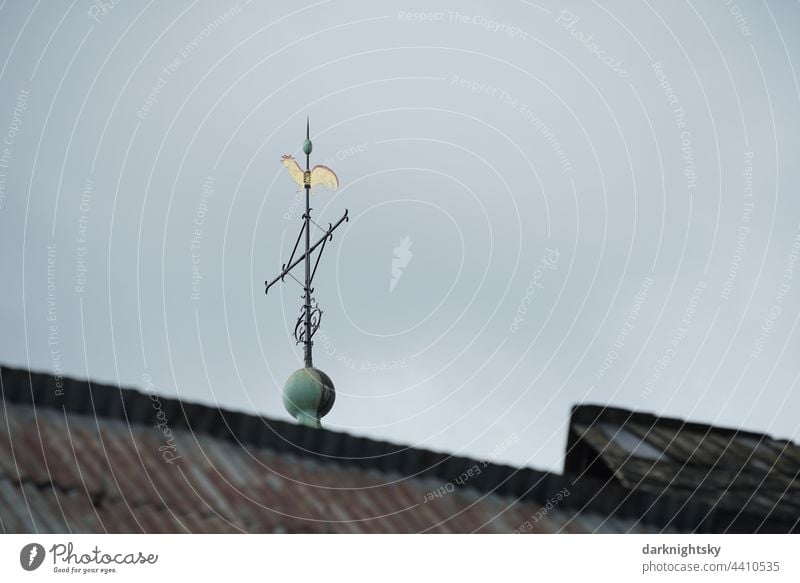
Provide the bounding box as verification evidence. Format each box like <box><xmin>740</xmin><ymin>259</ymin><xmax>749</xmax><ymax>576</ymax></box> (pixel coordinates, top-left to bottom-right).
<box><xmin>293</xmin><ymin>299</ymin><xmax>322</xmax><ymax>345</ymax></box>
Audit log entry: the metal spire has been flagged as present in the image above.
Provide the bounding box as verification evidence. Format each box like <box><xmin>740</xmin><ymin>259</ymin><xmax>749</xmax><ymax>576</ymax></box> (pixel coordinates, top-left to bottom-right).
<box><xmin>264</xmin><ymin>119</ymin><xmax>348</xmax><ymax>426</ymax></box>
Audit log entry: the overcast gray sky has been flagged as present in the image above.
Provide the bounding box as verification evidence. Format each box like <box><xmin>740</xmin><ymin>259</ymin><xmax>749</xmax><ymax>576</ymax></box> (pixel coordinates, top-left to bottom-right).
<box><xmin>1</xmin><ymin>0</ymin><xmax>799</xmax><ymax>472</ymax></box>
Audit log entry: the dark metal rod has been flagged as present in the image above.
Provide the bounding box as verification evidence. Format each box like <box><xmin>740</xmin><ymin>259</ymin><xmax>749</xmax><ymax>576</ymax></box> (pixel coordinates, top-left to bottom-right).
<box><xmin>310</xmin><ymin>229</ymin><xmax>328</xmax><ymax>284</ymax></box>
<box><xmin>264</xmin><ymin>210</ymin><xmax>349</xmax><ymax>293</ymax></box>
<box><xmin>303</xmin><ymin>118</ymin><xmax>312</xmax><ymax>368</ymax></box>
<box><xmin>304</xmin><ymin>198</ymin><xmax>312</xmax><ymax>363</ymax></box>
<box><xmin>284</xmin><ymin>219</ymin><xmax>305</xmax><ymax>273</ymax></box>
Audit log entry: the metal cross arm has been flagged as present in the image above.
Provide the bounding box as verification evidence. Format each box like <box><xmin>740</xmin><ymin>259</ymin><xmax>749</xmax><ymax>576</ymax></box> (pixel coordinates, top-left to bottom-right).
<box><xmin>264</xmin><ymin>209</ymin><xmax>349</xmax><ymax>295</ymax></box>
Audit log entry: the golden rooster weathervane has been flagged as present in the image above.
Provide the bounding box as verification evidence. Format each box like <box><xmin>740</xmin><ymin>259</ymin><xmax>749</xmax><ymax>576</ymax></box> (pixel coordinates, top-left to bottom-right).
<box><xmin>280</xmin><ymin>154</ymin><xmax>339</xmax><ymax>194</ymax></box>
<box><xmin>265</xmin><ymin>118</ymin><xmax>348</xmax><ymax>428</ymax></box>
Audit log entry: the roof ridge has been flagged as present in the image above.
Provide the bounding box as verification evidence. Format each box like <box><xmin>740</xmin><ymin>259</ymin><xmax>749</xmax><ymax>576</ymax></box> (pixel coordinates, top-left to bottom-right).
<box><xmin>0</xmin><ymin>364</ymin><xmax>558</xmax><ymax>500</ymax></box>
<box><xmin>5</xmin><ymin>365</ymin><xmax>791</xmax><ymax>532</ymax></box>
<box><xmin>571</xmin><ymin>403</ymin><xmax>788</xmax><ymax>443</ymax></box>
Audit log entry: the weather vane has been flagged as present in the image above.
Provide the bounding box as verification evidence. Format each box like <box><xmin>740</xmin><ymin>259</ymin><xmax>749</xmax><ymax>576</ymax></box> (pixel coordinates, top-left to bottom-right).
<box><xmin>265</xmin><ymin>118</ymin><xmax>348</xmax><ymax>428</ymax></box>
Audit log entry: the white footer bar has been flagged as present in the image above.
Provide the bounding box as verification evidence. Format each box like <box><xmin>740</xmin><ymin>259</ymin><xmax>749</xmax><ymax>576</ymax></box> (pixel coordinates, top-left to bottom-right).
<box><xmin>0</xmin><ymin>534</ymin><xmax>796</xmax><ymax>582</ymax></box>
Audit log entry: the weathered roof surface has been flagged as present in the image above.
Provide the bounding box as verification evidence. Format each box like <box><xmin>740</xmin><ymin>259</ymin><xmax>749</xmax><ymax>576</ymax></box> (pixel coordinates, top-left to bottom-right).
<box><xmin>565</xmin><ymin>405</ymin><xmax>800</xmax><ymax>532</ymax></box>
<box><xmin>0</xmin><ymin>399</ymin><xmax>660</xmax><ymax>534</ymax></box>
<box><xmin>0</xmin><ymin>366</ymin><xmax>794</xmax><ymax>533</ymax></box>
<box><xmin>0</xmin><ymin>366</ymin><xmax>658</xmax><ymax>534</ymax></box>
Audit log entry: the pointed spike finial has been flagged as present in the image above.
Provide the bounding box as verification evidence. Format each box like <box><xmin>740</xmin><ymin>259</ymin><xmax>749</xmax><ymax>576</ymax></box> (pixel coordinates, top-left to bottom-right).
<box><xmin>302</xmin><ymin>117</ymin><xmax>313</xmax><ymax>157</ymax></box>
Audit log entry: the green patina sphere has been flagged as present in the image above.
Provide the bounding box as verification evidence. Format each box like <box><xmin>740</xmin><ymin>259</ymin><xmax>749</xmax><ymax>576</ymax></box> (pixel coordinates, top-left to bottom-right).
<box><xmin>302</xmin><ymin>138</ymin><xmax>313</xmax><ymax>155</ymax></box>
<box><xmin>282</xmin><ymin>367</ymin><xmax>335</xmax><ymax>428</ymax></box>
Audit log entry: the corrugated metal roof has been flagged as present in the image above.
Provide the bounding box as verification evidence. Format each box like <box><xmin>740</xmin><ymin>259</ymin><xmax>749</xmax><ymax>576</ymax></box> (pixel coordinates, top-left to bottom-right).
<box><xmin>3</xmin><ymin>366</ymin><xmax>791</xmax><ymax>533</ymax></box>
<box><xmin>0</xmin><ymin>400</ymin><xmax>645</xmax><ymax>534</ymax></box>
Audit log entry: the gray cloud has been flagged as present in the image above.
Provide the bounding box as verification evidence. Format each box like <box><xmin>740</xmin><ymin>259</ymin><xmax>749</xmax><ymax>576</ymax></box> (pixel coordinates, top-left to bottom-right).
<box><xmin>1</xmin><ymin>0</ymin><xmax>799</xmax><ymax>472</ymax></box>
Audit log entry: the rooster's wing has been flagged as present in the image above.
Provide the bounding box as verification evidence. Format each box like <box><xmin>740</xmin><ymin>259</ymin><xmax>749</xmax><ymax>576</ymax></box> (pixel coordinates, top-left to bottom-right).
<box><xmin>310</xmin><ymin>165</ymin><xmax>339</xmax><ymax>192</ymax></box>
